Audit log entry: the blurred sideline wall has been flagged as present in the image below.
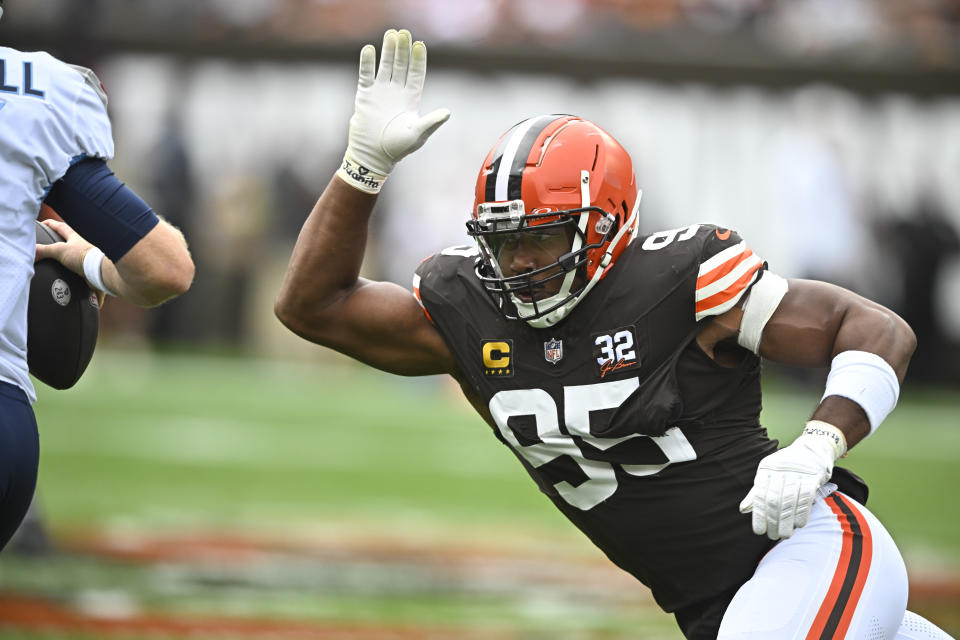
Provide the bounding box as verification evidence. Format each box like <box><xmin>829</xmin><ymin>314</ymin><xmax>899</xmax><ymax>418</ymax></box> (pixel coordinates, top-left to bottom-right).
<box><xmin>3</xmin><ymin>0</ymin><xmax>959</xmax><ymax>383</ymax></box>
<box><xmin>97</xmin><ymin>56</ymin><xmax>960</xmax><ymax>381</ymax></box>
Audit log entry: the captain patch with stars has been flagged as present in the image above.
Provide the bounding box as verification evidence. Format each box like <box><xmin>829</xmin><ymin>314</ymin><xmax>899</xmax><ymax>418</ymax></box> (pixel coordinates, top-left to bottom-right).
<box><xmin>481</xmin><ymin>339</ymin><xmax>513</xmax><ymax>377</ymax></box>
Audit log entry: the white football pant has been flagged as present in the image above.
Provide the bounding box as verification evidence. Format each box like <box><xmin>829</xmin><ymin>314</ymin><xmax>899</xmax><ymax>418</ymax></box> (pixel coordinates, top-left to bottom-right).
<box><xmin>718</xmin><ymin>489</ymin><xmax>954</xmax><ymax>639</ymax></box>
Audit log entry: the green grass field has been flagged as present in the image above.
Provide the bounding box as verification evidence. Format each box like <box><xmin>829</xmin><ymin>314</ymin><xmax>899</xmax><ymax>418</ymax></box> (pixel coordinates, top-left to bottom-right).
<box><xmin>1</xmin><ymin>348</ymin><xmax>957</xmax><ymax>638</ymax></box>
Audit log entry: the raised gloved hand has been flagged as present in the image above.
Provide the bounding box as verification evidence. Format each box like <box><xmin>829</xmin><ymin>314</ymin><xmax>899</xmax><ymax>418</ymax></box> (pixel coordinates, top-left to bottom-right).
<box><xmin>739</xmin><ymin>421</ymin><xmax>847</xmax><ymax>540</ymax></box>
<box><xmin>337</xmin><ymin>28</ymin><xmax>450</xmax><ymax>194</ymax></box>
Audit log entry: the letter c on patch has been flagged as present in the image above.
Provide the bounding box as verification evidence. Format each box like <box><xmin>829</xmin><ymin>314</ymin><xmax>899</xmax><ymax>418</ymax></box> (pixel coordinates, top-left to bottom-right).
<box><xmin>483</xmin><ymin>341</ymin><xmax>511</xmax><ymax>368</ymax></box>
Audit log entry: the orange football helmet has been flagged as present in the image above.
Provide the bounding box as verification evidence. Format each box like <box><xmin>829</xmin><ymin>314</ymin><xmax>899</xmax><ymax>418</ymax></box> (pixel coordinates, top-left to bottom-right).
<box><xmin>467</xmin><ymin>114</ymin><xmax>640</xmax><ymax>328</ymax></box>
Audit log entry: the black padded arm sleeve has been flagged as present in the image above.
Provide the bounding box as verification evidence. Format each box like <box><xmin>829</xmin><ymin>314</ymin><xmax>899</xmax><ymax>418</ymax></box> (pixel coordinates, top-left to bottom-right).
<box><xmin>44</xmin><ymin>157</ymin><xmax>160</xmax><ymax>261</ymax></box>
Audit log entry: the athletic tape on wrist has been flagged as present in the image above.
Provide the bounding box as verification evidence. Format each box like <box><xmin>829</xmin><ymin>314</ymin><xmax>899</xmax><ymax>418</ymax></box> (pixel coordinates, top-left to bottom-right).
<box><xmin>821</xmin><ymin>350</ymin><xmax>900</xmax><ymax>434</ymax></box>
<box><xmin>82</xmin><ymin>247</ymin><xmax>117</xmax><ymax>297</ymax></box>
<box><xmin>737</xmin><ymin>272</ymin><xmax>788</xmax><ymax>353</ymax></box>
<box><xmin>336</xmin><ymin>154</ymin><xmax>388</xmax><ymax>194</ymax></box>
<box><xmin>802</xmin><ymin>420</ymin><xmax>847</xmax><ymax>459</ymax></box>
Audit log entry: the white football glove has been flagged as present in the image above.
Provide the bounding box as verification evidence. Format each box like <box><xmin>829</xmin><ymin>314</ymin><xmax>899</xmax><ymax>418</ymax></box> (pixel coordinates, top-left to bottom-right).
<box><xmin>739</xmin><ymin>422</ymin><xmax>847</xmax><ymax>540</ymax></box>
<box><xmin>337</xmin><ymin>28</ymin><xmax>450</xmax><ymax>194</ymax></box>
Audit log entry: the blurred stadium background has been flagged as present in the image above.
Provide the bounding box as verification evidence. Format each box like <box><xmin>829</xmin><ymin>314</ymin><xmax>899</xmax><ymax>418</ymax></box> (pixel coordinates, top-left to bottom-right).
<box><xmin>1</xmin><ymin>0</ymin><xmax>959</xmax><ymax>637</ymax></box>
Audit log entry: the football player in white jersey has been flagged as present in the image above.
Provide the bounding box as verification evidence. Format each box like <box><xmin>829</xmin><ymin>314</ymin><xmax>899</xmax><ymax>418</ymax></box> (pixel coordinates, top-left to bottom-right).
<box><xmin>276</xmin><ymin>29</ymin><xmax>954</xmax><ymax>639</ymax></box>
<box><xmin>0</xmin><ymin>12</ymin><xmax>194</xmax><ymax>549</ymax></box>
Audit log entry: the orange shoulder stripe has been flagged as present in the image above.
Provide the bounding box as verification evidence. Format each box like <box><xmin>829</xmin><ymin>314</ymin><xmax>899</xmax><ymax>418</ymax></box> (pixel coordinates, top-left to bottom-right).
<box><xmin>694</xmin><ymin>262</ymin><xmax>762</xmax><ymax>315</ymax></box>
<box><xmin>696</xmin><ymin>247</ymin><xmax>755</xmax><ymax>291</ymax></box>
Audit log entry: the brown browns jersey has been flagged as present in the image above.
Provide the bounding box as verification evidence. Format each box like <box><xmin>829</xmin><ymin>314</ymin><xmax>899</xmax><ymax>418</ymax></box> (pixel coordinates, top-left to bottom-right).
<box><xmin>413</xmin><ymin>224</ymin><xmax>779</xmax><ymax>612</ymax></box>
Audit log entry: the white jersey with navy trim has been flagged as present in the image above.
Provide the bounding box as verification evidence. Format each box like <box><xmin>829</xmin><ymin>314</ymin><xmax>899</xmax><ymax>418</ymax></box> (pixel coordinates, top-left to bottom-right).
<box><xmin>0</xmin><ymin>47</ymin><xmax>114</xmax><ymax>401</ymax></box>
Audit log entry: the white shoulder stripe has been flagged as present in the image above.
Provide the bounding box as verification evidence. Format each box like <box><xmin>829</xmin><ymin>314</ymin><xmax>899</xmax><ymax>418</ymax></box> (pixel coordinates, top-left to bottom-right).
<box><xmin>695</xmin><ymin>253</ymin><xmax>763</xmax><ymax>302</ymax></box>
<box><xmin>695</xmin><ymin>292</ymin><xmax>745</xmax><ymax>321</ymax></box>
<box><xmin>412</xmin><ymin>273</ymin><xmax>425</xmax><ymax>304</ymax></box>
<box><xmin>697</xmin><ymin>241</ymin><xmax>747</xmax><ymax>276</ymax></box>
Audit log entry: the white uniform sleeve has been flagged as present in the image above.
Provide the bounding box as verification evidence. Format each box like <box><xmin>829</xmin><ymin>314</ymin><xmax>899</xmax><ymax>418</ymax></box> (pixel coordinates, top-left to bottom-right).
<box><xmin>67</xmin><ymin>63</ymin><xmax>114</xmax><ymax>164</ymax></box>
<box><xmin>31</xmin><ymin>54</ymin><xmax>115</xmax><ymax>186</ymax></box>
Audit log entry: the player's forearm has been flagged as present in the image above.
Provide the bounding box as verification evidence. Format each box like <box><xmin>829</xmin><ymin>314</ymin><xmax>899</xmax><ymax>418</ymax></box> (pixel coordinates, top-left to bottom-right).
<box><xmin>275</xmin><ymin>176</ymin><xmax>377</xmax><ymax>328</ymax></box>
<box><xmin>277</xmin><ymin>28</ymin><xmax>447</xmax><ymax>339</ymax></box>
<box><xmin>811</xmin><ymin>302</ymin><xmax>916</xmax><ymax>448</ymax></box>
<box><xmin>103</xmin><ymin>220</ymin><xmax>194</xmax><ymax>307</ymax></box>
<box><xmin>741</xmin><ymin>281</ymin><xmax>917</xmax><ymax>538</ymax></box>
<box><xmin>34</xmin><ymin>217</ymin><xmax>193</xmax><ymax>308</ymax></box>
<box><xmin>756</xmin><ymin>280</ymin><xmax>916</xmax><ymax>450</ymax></box>
<box><xmin>109</xmin><ymin>228</ymin><xmax>195</xmax><ymax>307</ymax></box>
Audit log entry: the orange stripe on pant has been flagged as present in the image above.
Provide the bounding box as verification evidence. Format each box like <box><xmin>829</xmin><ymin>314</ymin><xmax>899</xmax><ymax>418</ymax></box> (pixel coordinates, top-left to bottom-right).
<box><xmin>805</xmin><ymin>493</ymin><xmax>874</xmax><ymax>640</ymax></box>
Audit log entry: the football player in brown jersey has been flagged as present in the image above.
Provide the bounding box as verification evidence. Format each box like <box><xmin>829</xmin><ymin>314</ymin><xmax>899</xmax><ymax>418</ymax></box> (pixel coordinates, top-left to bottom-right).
<box><xmin>276</xmin><ymin>29</ymin><xmax>953</xmax><ymax>640</ymax></box>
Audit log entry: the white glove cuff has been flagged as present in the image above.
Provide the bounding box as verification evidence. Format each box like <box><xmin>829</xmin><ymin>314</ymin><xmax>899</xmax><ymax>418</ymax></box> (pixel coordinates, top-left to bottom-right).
<box><xmin>821</xmin><ymin>350</ymin><xmax>900</xmax><ymax>434</ymax></box>
<box><xmin>337</xmin><ymin>154</ymin><xmax>389</xmax><ymax>194</ymax></box>
<box><xmin>82</xmin><ymin>247</ymin><xmax>117</xmax><ymax>297</ymax></box>
<box><xmin>802</xmin><ymin>420</ymin><xmax>847</xmax><ymax>459</ymax></box>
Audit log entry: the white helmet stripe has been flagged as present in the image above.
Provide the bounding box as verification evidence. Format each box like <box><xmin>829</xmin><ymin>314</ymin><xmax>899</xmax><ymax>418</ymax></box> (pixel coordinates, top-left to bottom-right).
<box><xmin>493</xmin><ymin>115</ymin><xmax>555</xmax><ymax>201</ymax></box>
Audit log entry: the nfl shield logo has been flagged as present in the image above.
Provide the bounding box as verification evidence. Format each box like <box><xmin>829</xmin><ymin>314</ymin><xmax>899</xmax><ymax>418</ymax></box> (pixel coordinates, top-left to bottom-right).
<box><xmin>544</xmin><ymin>338</ymin><xmax>563</xmax><ymax>365</ymax></box>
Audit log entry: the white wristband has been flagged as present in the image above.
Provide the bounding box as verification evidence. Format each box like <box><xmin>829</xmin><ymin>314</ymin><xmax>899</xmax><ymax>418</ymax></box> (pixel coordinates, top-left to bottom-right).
<box><xmin>82</xmin><ymin>247</ymin><xmax>117</xmax><ymax>297</ymax></box>
<box><xmin>336</xmin><ymin>154</ymin><xmax>388</xmax><ymax>194</ymax></box>
<box><xmin>821</xmin><ymin>350</ymin><xmax>900</xmax><ymax>434</ymax></box>
<box><xmin>802</xmin><ymin>420</ymin><xmax>847</xmax><ymax>459</ymax></box>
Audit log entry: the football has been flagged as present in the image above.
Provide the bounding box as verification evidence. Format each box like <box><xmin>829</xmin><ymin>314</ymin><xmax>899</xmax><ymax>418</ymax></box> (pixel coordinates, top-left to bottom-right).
<box><xmin>28</xmin><ymin>221</ymin><xmax>100</xmax><ymax>389</ymax></box>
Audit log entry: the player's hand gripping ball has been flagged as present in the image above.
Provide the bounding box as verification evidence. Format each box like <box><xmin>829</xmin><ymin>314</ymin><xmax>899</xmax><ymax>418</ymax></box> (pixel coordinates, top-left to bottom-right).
<box><xmin>29</xmin><ymin>220</ymin><xmax>100</xmax><ymax>389</ymax></box>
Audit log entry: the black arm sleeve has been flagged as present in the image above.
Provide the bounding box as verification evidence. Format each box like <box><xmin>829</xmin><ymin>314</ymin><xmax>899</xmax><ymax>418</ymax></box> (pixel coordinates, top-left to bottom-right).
<box><xmin>44</xmin><ymin>157</ymin><xmax>160</xmax><ymax>261</ymax></box>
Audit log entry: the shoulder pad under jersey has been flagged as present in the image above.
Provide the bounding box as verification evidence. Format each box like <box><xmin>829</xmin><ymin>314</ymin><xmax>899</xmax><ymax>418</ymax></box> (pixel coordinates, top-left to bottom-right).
<box><xmin>636</xmin><ymin>223</ymin><xmax>766</xmax><ymax>321</ymax></box>
<box><xmin>691</xmin><ymin>224</ymin><xmax>766</xmax><ymax>321</ymax></box>
<box><xmin>413</xmin><ymin>245</ymin><xmax>481</xmax><ymax>321</ymax></box>
<box><xmin>67</xmin><ymin>64</ymin><xmax>108</xmax><ymax>108</ymax></box>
